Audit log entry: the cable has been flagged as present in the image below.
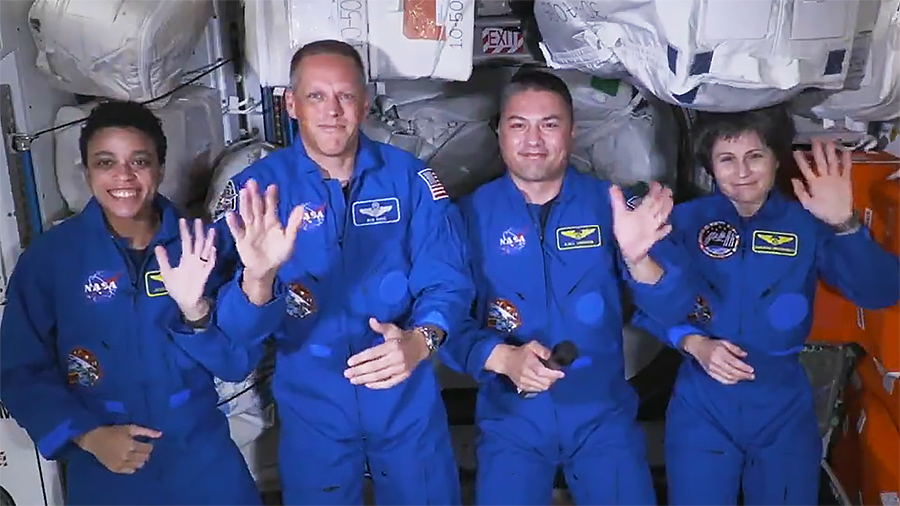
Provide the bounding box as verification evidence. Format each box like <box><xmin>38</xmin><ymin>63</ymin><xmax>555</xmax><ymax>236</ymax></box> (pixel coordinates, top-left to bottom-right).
<box><xmin>17</xmin><ymin>58</ymin><xmax>232</xmax><ymax>143</ymax></box>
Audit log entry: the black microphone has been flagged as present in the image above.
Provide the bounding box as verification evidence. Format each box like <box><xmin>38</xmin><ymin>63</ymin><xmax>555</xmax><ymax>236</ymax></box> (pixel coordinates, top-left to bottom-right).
<box><xmin>519</xmin><ymin>340</ymin><xmax>580</xmax><ymax>399</ymax></box>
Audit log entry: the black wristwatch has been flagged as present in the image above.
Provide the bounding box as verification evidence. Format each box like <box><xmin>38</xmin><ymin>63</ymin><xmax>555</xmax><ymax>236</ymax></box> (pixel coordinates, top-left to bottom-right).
<box><xmin>182</xmin><ymin>298</ymin><xmax>214</xmax><ymax>331</ymax></box>
<box><xmin>415</xmin><ymin>325</ymin><xmax>446</xmax><ymax>356</ymax></box>
<box><xmin>833</xmin><ymin>209</ymin><xmax>863</xmax><ymax>236</ymax></box>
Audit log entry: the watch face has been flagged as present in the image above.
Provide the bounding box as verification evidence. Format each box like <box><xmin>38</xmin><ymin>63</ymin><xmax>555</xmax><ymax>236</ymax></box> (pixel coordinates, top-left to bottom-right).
<box><xmin>419</xmin><ymin>328</ymin><xmax>439</xmax><ymax>351</ymax></box>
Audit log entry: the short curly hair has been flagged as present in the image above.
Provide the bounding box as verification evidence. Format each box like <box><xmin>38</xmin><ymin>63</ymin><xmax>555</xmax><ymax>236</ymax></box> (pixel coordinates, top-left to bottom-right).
<box><xmin>692</xmin><ymin>103</ymin><xmax>796</xmax><ymax>173</ymax></box>
<box><xmin>79</xmin><ymin>100</ymin><xmax>167</xmax><ymax>168</ymax></box>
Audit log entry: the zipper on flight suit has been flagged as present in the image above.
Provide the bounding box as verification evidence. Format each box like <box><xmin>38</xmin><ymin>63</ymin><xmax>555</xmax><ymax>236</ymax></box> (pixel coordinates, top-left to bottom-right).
<box><xmin>335</xmin><ymin>176</ymin><xmax>370</xmax><ymax>456</ymax></box>
<box><xmin>117</xmin><ymin>236</ymin><xmax>164</xmax><ymax>482</ymax></box>
<box><xmin>528</xmin><ymin>200</ymin><xmax>566</xmax><ymax>456</ymax></box>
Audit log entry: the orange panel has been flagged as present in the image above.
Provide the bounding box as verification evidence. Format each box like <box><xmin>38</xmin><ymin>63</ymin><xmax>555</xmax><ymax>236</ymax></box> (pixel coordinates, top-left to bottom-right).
<box><xmin>858</xmin><ymin>389</ymin><xmax>900</xmax><ymax>506</ymax></box>
<box><xmin>809</xmin><ymin>281</ymin><xmax>865</xmax><ymax>345</ymax></box>
<box><xmin>864</xmin><ymin>307</ymin><xmax>900</xmax><ymax>379</ymax></box>
<box><xmin>856</xmin><ymin>354</ymin><xmax>900</xmax><ymax>436</ymax></box>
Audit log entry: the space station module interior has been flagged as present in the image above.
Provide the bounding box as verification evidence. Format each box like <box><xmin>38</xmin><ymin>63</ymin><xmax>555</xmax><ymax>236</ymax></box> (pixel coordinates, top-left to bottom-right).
<box><xmin>0</xmin><ymin>0</ymin><xmax>898</xmax><ymax>502</ymax></box>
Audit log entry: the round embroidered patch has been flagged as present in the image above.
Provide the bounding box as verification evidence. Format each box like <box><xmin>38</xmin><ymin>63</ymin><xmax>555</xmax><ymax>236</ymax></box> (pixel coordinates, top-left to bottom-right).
<box><xmin>768</xmin><ymin>293</ymin><xmax>809</xmax><ymax>331</ymax></box>
<box><xmin>67</xmin><ymin>347</ymin><xmax>102</xmax><ymax>387</ymax></box>
<box><xmin>575</xmin><ymin>292</ymin><xmax>606</xmax><ymax>325</ymax></box>
<box><xmin>698</xmin><ymin>221</ymin><xmax>740</xmax><ymax>259</ymax></box>
<box><xmin>487</xmin><ymin>298</ymin><xmax>522</xmax><ymax>333</ymax></box>
<box><xmin>286</xmin><ymin>282</ymin><xmax>317</xmax><ymax>319</ymax></box>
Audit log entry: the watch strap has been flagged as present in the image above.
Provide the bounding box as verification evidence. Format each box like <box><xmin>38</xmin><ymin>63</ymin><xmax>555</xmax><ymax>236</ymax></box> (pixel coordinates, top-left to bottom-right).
<box><xmin>833</xmin><ymin>209</ymin><xmax>863</xmax><ymax>236</ymax></box>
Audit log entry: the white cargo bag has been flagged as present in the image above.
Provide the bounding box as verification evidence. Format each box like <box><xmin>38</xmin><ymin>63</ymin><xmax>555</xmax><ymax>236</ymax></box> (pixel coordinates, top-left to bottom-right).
<box><xmin>244</xmin><ymin>0</ymin><xmax>475</xmax><ymax>84</ymax></box>
<box><xmin>215</xmin><ymin>342</ymin><xmax>278</xmax><ymax>490</ymax></box>
<box><xmin>54</xmin><ymin>85</ymin><xmax>225</xmax><ymax>213</ymax></box>
<box><xmin>362</xmin><ymin>69</ymin><xmax>504</xmax><ymax>198</ymax></box>
<box><xmin>367</xmin><ymin>0</ymin><xmax>476</xmax><ymax>81</ymax></box>
<box><xmin>553</xmin><ymin>70</ymin><xmax>678</xmax><ymax>189</ymax></box>
<box><xmin>28</xmin><ymin>0</ymin><xmax>213</xmax><ymax>103</ymax></box>
<box><xmin>535</xmin><ymin>0</ymin><xmax>863</xmax><ymax>112</ymax></box>
<box><xmin>796</xmin><ymin>0</ymin><xmax>900</xmax><ymax>123</ymax></box>
<box><xmin>244</xmin><ymin>0</ymin><xmax>369</xmax><ymax>87</ymax></box>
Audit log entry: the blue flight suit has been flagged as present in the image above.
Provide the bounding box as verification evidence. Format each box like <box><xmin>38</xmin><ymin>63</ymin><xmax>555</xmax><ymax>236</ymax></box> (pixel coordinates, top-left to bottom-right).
<box><xmin>440</xmin><ymin>168</ymin><xmax>695</xmax><ymax>505</ymax></box>
<box><xmin>211</xmin><ymin>134</ymin><xmax>475</xmax><ymax>505</ymax></box>
<box><xmin>633</xmin><ymin>189</ymin><xmax>900</xmax><ymax>505</ymax></box>
<box><xmin>0</xmin><ymin>196</ymin><xmax>279</xmax><ymax>505</ymax></box>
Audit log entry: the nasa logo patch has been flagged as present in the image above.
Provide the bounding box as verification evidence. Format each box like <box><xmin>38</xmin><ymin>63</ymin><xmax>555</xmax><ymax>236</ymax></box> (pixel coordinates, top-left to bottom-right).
<box><xmin>698</xmin><ymin>221</ymin><xmax>740</xmax><ymax>259</ymax></box>
<box><xmin>486</xmin><ymin>298</ymin><xmax>522</xmax><ymax>333</ymax></box>
<box><xmin>300</xmin><ymin>202</ymin><xmax>326</xmax><ymax>231</ymax></box>
<box><xmin>499</xmin><ymin>227</ymin><xmax>527</xmax><ymax>255</ymax></box>
<box><xmin>83</xmin><ymin>271</ymin><xmax>121</xmax><ymax>302</ymax></box>
<box><xmin>67</xmin><ymin>347</ymin><xmax>102</xmax><ymax>387</ymax></box>
<box><xmin>286</xmin><ymin>282</ymin><xmax>317</xmax><ymax>319</ymax></box>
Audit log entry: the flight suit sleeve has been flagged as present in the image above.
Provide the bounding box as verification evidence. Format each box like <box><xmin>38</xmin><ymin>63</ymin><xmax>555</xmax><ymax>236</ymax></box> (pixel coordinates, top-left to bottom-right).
<box><xmin>815</xmin><ymin>221</ymin><xmax>900</xmax><ymax>309</ymax></box>
<box><xmin>614</xmin><ymin>199</ymin><xmax>697</xmax><ymax>330</ymax></box>
<box><xmin>208</xmin><ymin>175</ymin><xmax>288</xmax><ymax>344</ymax></box>
<box><xmin>165</xmin><ymin>265</ymin><xmax>271</xmax><ymax>383</ymax></box>
<box><xmin>630</xmin><ymin>309</ymin><xmax>707</xmax><ymax>350</ymax></box>
<box><xmin>0</xmin><ymin>252</ymin><xmax>104</xmax><ymax>460</ymax></box>
<box><xmin>626</xmin><ymin>204</ymin><xmax>706</xmax><ymax>349</ymax></box>
<box><xmin>406</xmin><ymin>166</ymin><xmax>476</xmax><ymax>337</ymax></box>
<box><xmin>437</xmin><ymin>199</ymin><xmax>506</xmax><ymax>383</ymax></box>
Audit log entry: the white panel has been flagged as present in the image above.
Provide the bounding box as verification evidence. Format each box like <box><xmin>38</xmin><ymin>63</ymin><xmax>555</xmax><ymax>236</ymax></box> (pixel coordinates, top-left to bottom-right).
<box><xmin>702</xmin><ymin>0</ymin><xmax>772</xmax><ymax>41</ymax></box>
<box><xmin>0</xmin><ymin>0</ymin><xmax>73</xmax><ymax>227</ymax></box>
<box><xmin>791</xmin><ymin>0</ymin><xmax>853</xmax><ymax>40</ymax></box>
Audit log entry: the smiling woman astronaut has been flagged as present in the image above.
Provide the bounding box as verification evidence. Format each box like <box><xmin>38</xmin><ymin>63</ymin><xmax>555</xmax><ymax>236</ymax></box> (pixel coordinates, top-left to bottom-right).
<box><xmin>633</xmin><ymin>104</ymin><xmax>900</xmax><ymax>505</ymax></box>
<box><xmin>0</xmin><ymin>100</ymin><xmax>296</xmax><ymax>505</ymax></box>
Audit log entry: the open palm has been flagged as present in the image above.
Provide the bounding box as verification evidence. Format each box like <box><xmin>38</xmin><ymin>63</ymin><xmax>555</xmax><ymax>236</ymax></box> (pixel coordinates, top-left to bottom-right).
<box><xmin>225</xmin><ymin>179</ymin><xmax>305</xmax><ymax>281</ymax></box>
<box><xmin>791</xmin><ymin>139</ymin><xmax>854</xmax><ymax>226</ymax></box>
<box><xmin>610</xmin><ymin>181</ymin><xmax>674</xmax><ymax>265</ymax></box>
<box><xmin>155</xmin><ymin>218</ymin><xmax>216</xmax><ymax>315</ymax></box>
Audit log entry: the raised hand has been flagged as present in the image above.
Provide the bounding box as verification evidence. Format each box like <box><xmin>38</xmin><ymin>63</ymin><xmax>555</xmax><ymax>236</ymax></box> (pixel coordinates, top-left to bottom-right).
<box><xmin>225</xmin><ymin>179</ymin><xmax>306</xmax><ymax>282</ymax></box>
<box><xmin>791</xmin><ymin>139</ymin><xmax>854</xmax><ymax>226</ymax></box>
<box><xmin>343</xmin><ymin>318</ymin><xmax>430</xmax><ymax>389</ymax></box>
<box><xmin>155</xmin><ymin>218</ymin><xmax>216</xmax><ymax>321</ymax></box>
<box><xmin>610</xmin><ymin>181</ymin><xmax>674</xmax><ymax>265</ymax></box>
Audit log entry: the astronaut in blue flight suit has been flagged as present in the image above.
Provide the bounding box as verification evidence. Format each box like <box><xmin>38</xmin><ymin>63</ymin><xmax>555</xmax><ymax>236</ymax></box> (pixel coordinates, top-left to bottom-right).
<box><xmin>0</xmin><ymin>101</ymin><xmax>296</xmax><ymax>505</ymax></box>
<box><xmin>439</xmin><ymin>70</ymin><xmax>696</xmax><ymax>505</ymax></box>
<box><xmin>633</xmin><ymin>106</ymin><xmax>900</xmax><ymax>505</ymax></box>
<box><xmin>209</xmin><ymin>40</ymin><xmax>474</xmax><ymax>505</ymax></box>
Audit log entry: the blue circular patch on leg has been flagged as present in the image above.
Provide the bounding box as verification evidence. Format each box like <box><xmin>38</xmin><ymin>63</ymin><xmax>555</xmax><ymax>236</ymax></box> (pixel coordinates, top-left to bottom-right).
<box><xmin>767</xmin><ymin>293</ymin><xmax>809</xmax><ymax>330</ymax></box>
<box><xmin>379</xmin><ymin>270</ymin><xmax>409</xmax><ymax>305</ymax></box>
<box><xmin>576</xmin><ymin>292</ymin><xmax>606</xmax><ymax>325</ymax></box>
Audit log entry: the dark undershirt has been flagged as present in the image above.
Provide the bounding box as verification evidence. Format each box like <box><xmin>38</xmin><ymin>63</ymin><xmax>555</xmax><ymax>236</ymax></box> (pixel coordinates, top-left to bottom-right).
<box><xmin>526</xmin><ymin>198</ymin><xmax>555</xmax><ymax>241</ymax></box>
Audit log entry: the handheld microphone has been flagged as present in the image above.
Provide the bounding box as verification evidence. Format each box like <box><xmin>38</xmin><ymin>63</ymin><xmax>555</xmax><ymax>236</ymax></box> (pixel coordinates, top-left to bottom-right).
<box><xmin>519</xmin><ymin>340</ymin><xmax>580</xmax><ymax>399</ymax></box>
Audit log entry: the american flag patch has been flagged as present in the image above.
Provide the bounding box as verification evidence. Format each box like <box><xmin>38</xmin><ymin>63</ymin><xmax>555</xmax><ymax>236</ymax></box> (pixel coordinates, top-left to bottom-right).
<box><xmin>418</xmin><ymin>168</ymin><xmax>449</xmax><ymax>201</ymax></box>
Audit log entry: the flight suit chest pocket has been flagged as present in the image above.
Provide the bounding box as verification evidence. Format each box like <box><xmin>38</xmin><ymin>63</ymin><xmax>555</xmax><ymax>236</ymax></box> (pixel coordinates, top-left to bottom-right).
<box><xmin>348</xmin><ymin>239</ymin><xmax>412</xmax><ymax>323</ymax></box>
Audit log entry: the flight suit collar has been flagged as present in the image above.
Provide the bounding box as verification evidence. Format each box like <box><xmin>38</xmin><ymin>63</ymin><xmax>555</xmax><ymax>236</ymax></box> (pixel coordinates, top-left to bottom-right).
<box><xmin>500</xmin><ymin>165</ymin><xmax>581</xmax><ymax>206</ymax></box>
<box><xmin>291</xmin><ymin>132</ymin><xmax>384</xmax><ymax>179</ymax></box>
<box><xmin>712</xmin><ymin>187</ymin><xmax>789</xmax><ymax>223</ymax></box>
<box><xmin>81</xmin><ymin>194</ymin><xmax>182</xmax><ymax>248</ymax></box>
